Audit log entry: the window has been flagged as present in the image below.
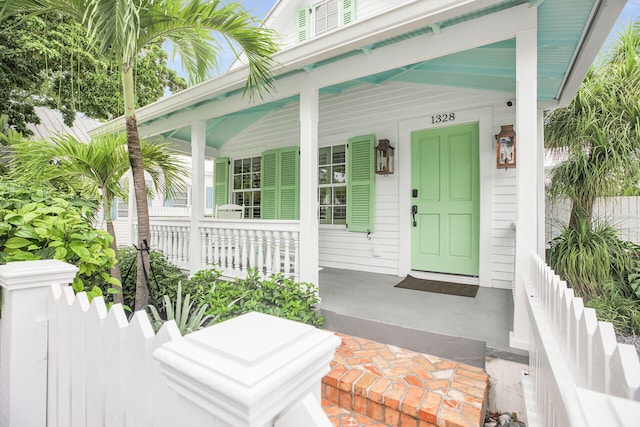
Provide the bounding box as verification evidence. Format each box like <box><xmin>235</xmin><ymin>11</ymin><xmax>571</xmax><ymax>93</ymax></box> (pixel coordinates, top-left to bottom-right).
<box><xmin>297</xmin><ymin>0</ymin><xmax>355</xmax><ymax>42</ymax></box>
<box><xmin>117</xmin><ymin>199</ymin><xmax>128</xmax><ymax>218</ymax></box>
<box><xmin>164</xmin><ymin>190</ymin><xmax>189</xmax><ymax>208</ymax></box>
<box><xmin>232</xmin><ymin>157</ymin><xmax>261</xmax><ymax>219</ymax></box>
<box><xmin>318</xmin><ymin>145</ymin><xmax>347</xmax><ymax>225</ymax></box>
<box><xmin>206</xmin><ymin>186</ymin><xmax>213</xmax><ymax>210</ymax></box>
<box><xmin>313</xmin><ymin>0</ymin><xmax>339</xmax><ymax>36</ymax></box>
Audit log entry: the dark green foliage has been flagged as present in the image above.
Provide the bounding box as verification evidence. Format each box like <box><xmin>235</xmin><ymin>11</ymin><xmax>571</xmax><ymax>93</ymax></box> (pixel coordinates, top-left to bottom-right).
<box><xmin>115</xmin><ymin>246</ymin><xmax>187</xmax><ymax>309</ymax></box>
<box><xmin>547</xmin><ymin>219</ymin><xmax>637</xmax><ymax>297</ymax></box>
<box><xmin>160</xmin><ymin>269</ymin><xmax>324</xmax><ymax>328</ymax></box>
<box><xmin>586</xmin><ymin>292</ymin><xmax>640</xmax><ymax>335</ymax></box>
<box><xmin>0</xmin><ymin>176</ymin><xmax>118</xmax><ymax>292</ymax></box>
<box><xmin>0</xmin><ymin>13</ymin><xmax>187</xmax><ymax>135</ymax></box>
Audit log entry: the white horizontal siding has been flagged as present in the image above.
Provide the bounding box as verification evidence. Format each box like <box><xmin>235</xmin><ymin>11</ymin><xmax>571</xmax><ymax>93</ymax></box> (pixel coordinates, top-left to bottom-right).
<box><xmin>221</xmin><ymin>81</ymin><xmax>517</xmax><ymax>286</ymax></box>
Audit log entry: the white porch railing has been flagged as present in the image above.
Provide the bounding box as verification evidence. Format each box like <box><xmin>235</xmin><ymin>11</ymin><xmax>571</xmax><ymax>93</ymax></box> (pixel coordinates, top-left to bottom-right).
<box><xmin>135</xmin><ymin>218</ymin><xmax>300</xmax><ymax>280</ymax></box>
<box><xmin>523</xmin><ymin>252</ymin><xmax>640</xmax><ymax>427</ymax></box>
<box><xmin>0</xmin><ymin>260</ymin><xmax>339</xmax><ymax>427</ymax></box>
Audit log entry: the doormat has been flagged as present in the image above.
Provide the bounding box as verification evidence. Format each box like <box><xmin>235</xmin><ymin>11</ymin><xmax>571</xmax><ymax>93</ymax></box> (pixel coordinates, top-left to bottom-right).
<box><xmin>394</xmin><ymin>275</ymin><xmax>479</xmax><ymax>298</ymax></box>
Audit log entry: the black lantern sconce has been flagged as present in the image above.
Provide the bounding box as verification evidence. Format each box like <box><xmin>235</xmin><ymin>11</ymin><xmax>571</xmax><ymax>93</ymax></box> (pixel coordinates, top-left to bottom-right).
<box><xmin>374</xmin><ymin>139</ymin><xmax>395</xmax><ymax>175</ymax></box>
<box><xmin>495</xmin><ymin>125</ymin><xmax>516</xmax><ymax>169</ymax></box>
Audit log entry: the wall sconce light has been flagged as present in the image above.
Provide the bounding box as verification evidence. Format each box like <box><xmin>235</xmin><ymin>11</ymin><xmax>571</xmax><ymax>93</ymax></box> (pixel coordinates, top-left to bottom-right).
<box><xmin>374</xmin><ymin>139</ymin><xmax>395</xmax><ymax>175</ymax></box>
<box><xmin>495</xmin><ymin>125</ymin><xmax>516</xmax><ymax>169</ymax></box>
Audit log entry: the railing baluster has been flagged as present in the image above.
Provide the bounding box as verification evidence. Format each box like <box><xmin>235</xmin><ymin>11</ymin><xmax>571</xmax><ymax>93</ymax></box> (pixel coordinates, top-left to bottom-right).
<box><xmin>265</xmin><ymin>231</ymin><xmax>273</xmax><ymax>277</ymax></box>
<box><xmin>233</xmin><ymin>230</ymin><xmax>240</xmax><ymax>272</ymax></box>
<box><xmin>257</xmin><ymin>231</ymin><xmax>264</xmax><ymax>277</ymax></box>
<box><xmin>226</xmin><ymin>229</ymin><xmax>233</xmax><ymax>270</ymax></box>
<box><xmin>283</xmin><ymin>231</ymin><xmax>291</xmax><ymax>278</ymax></box>
<box><xmin>273</xmin><ymin>232</ymin><xmax>281</xmax><ymax>275</ymax></box>
<box><xmin>249</xmin><ymin>230</ymin><xmax>256</xmax><ymax>272</ymax></box>
<box><xmin>213</xmin><ymin>229</ymin><xmax>220</xmax><ymax>267</ymax></box>
<box><xmin>240</xmin><ymin>230</ymin><xmax>248</xmax><ymax>275</ymax></box>
<box><xmin>294</xmin><ymin>232</ymin><xmax>300</xmax><ymax>282</ymax></box>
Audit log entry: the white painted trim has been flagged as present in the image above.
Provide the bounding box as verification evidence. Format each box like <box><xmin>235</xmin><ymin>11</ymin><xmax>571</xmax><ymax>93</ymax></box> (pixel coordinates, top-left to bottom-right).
<box><xmin>189</xmin><ymin>121</ymin><xmax>206</xmax><ymax>274</ymax></box>
<box><xmin>398</xmin><ymin>106</ymin><xmax>492</xmax><ymax>286</ymax></box>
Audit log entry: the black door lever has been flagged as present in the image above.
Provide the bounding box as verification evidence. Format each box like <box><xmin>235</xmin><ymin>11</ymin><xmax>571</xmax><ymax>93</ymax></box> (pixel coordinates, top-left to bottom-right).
<box><xmin>412</xmin><ymin>205</ymin><xmax>418</xmax><ymax>227</ymax></box>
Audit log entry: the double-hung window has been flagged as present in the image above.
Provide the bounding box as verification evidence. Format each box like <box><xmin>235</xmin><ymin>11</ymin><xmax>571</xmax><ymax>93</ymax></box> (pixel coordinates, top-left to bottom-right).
<box><xmin>318</xmin><ymin>145</ymin><xmax>347</xmax><ymax>225</ymax></box>
<box><xmin>313</xmin><ymin>0</ymin><xmax>339</xmax><ymax>36</ymax></box>
<box><xmin>232</xmin><ymin>157</ymin><xmax>261</xmax><ymax>219</ymax></box>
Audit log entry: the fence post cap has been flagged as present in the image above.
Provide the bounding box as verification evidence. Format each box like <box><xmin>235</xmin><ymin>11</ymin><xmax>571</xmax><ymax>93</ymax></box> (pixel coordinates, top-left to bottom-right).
<box><xmin>154</xmin><ymin>311</ymin><xmax>340</xmax><ymax>426</ymax></box>
<box><xmin>0</xmin><ymin>260</ymin><xmax>78</xmax><ymax>290</ymax></box>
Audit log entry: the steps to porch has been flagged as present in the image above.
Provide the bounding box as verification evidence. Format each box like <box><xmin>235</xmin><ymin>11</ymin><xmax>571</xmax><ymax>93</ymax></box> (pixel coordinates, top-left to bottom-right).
<box><xmin>322</xmin><ymin>333</ymin><xmax>489</xmax><ymax>427</ymax></box>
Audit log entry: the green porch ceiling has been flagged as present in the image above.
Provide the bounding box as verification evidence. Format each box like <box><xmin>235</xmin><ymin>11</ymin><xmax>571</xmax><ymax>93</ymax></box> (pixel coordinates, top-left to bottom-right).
<box><xmin>148</xmin><ymin>0</ymin><xmax>598</xmax><ymax>148</ymax></box>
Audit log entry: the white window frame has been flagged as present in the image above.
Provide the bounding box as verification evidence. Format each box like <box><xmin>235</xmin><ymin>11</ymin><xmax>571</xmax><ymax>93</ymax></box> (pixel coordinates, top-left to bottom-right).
<box><xmin>232</xmin><ymin>156</ymin><xmax>262</xmax><ymax>219</ymax></box>
<box><xmin>318</xmin><ymin>144</ymin><xmax>347</xmax><ymax>226</ymax></box>
<box><xmin>312</xmin><ymin>0</ymin><xmax>340</xmax><ymax>37</ymax></box>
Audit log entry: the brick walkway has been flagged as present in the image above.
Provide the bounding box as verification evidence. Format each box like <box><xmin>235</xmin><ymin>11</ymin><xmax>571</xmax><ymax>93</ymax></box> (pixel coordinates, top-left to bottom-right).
<box><xmin>322</xmin><ymin>333</ymin><xmax>488</xmax><ymax>427</ymax></box>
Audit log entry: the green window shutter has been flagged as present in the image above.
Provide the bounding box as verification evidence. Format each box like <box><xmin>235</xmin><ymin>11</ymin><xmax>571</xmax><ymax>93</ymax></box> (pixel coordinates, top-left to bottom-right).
<box><xmin>297</xmin><ymin>7</ymin><xmax>310</xmax><ymax>42</ymax></box>
<box><xmin>214</xmin><ymin>157</ymin><xmax>229</xmax><ymax>211</ymax></box>
<box><xmin>278</xmin><ymin>147</ymin><xmax>300</xmax><ymax>220</ymax></box>
<box><xmin>340</xmin><ymin>0</ymin><xmax>355</xmax><ymax>26</ymax></box>
<box><xmin>347</xmin><ymin>134</ymin><xmax>375</xmax><ymax>232</ymax></box>
<box><xmin>261</xmin><ymin>150</ymin><xmax>278</xmax><ymax>219</ymax></box>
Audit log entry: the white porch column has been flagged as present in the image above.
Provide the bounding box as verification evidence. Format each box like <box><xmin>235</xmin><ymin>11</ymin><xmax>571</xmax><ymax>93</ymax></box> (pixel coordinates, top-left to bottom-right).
<box><xmin>189</xmin><ymin>121</ymin><xmax>206</xmax><ymax>274</ymax></box>
<box><xmin>299</xmin><ymin>89</ymin><xmax>320</xmax><ymax>285</ymax></box>
<box><xmin>0</xmin><ymin>260</ymin><xmax>78</xmax><ymax>427</ymax></box>
<box><xmin>511</xmin><ymin>22</ymin><xmax>538</xmax><ymax>350</ymax></box>
<box><xmin>537</xmin><ymin>107</ymin><xmax>546</xmax><ymax>256</ymax></box>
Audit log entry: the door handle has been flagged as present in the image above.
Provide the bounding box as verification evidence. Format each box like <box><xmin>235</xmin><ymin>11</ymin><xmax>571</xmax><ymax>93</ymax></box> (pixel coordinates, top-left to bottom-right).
<box><xmin>411</xmin><ymin>205</ymin><xmax>418</xmax><ymax>227</ymax></box>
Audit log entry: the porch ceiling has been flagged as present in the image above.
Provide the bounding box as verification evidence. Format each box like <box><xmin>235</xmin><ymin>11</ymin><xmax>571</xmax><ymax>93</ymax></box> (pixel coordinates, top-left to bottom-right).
<box><xmin>155</xmin><ymin>0</ymin><xmax>601</xmax><ymax>149</ymax></box>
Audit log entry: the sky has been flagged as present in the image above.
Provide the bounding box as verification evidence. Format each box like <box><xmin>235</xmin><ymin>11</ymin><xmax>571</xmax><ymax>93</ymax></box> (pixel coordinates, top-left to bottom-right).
<box><xmin>168</xmin><ymin>0</ymin><xmax>640</xmax><ymax>81</ymax></box>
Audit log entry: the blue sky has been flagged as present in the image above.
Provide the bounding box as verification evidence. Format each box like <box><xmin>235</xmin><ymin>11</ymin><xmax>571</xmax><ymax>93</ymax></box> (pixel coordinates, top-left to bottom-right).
<box><xmin>168</xmin><ymin>0</ymin><xmax>640</xmax><ymax>80</ymax></box>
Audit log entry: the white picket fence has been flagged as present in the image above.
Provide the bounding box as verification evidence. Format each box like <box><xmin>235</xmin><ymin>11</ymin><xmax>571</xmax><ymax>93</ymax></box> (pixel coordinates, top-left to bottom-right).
<box><xmin>523</xmin><ymin>252</ymin><xmax>640</xmax><ymax>427</ymax></box>
<box><xmin>546</xmin><ymin>196</ymin><xmax>640</xmax><ymax>245</ymax></box>
<box><xmin>0</xmin><ymin>260</ymin><xmax>339</xmax><ymax>427</ymax></box>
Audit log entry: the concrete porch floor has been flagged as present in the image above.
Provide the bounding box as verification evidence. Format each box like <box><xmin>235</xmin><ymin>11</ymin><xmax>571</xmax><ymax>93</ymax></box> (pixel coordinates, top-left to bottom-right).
<box><xmin>318</xmin><ymin>268</ymin><xmax>527</xmax><ymax>367</ymax></box>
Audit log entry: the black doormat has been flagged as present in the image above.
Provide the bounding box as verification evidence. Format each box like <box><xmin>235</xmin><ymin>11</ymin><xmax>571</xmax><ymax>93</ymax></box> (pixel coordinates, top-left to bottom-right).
<box><xmin>394</xmin><ymin>275</ymin><xmax>479</xmax><ymax>298</ymax></box>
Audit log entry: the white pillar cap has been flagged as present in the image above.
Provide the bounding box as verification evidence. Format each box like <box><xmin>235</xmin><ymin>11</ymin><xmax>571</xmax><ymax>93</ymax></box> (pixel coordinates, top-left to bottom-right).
<box><xmin>0</xmin><ymin>260</ymin><xmax>78</xmax><ymax>290</ymax></box>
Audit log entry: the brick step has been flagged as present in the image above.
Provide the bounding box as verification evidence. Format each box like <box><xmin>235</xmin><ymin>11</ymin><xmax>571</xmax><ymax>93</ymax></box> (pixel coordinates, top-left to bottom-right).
<box><xmin>321</xmin><ymin>333</ymin><xmax>488</xmax><ymax>427</ymax></box>
<box><xmin>322</xmin><ymin>400</ymin><xmax>392</xmax><ymax>427</ymax></box>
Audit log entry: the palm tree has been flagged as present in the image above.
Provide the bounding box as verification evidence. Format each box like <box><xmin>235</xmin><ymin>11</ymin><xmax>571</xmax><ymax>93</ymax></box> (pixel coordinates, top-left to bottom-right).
<box><xmin>0</xmin><ymin>0</ymin><xmax>277</xmax><ymax>309</ymax></box>
<box><xmin>10</xmin><ymin>132</ymin><xmax>187</xmax><ymax>304</ymax></box>
<box><xmin>545</xmin><ymin>22</ymin><xmax>640</xmax><ymax>230</ymax></box>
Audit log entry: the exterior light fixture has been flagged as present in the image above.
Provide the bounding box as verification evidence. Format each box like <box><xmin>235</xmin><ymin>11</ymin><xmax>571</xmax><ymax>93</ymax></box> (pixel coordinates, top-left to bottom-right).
<box><xmin>374</xmin><ymin>139</ymin><xmax>395</xmax><ymax>175</ymax></box>
<box><xmin>495</xmin><ymin>125</ymin><xmax>516</xmax><ymax>169</ymax></box>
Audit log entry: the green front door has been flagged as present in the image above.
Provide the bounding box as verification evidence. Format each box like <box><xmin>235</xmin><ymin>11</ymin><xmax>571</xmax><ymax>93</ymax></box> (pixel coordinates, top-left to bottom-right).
<box><xmin>411</xmin><ymin>123</ymin><xmax>479</xmax><ymax>275</ymax></box>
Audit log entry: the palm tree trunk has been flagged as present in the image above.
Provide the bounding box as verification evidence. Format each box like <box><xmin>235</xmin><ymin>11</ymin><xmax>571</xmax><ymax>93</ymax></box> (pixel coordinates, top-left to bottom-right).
<box><xmin>102</xmin><ymin>193</ymin><xmax>124</xmax><ymax>304</ymax></box>
<box><xmin>123</xmin><ymin>65</ymin><xmax>151</xmax><ymax>310</ymax></box>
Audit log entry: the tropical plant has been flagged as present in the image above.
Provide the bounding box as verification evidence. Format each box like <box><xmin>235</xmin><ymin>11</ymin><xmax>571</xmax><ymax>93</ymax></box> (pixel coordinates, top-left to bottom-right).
<box><xmin>0</xmin><ymin>0</ymin><xmax>278</xmax><ymax>310</ymax></box>
<box><xmin>547</xmin><ymin>219</ymin><xmax>636</xmax><ymax>297</ymax></box>
<box><xmin>9</xmin><ymin>131</ymin><xmax>187</xmax><ymax>303</ymax></box>
<box><xmin>0</xmin><ymin>176</ymin><xmax>118</xmax><ymax>293</ymax></box>
<box><xmin>116</xmin><ymin>246</ymin><xmax>187</xmax><ymax>309</ymax></box>
<box><xmin>146</xmin><ymin>282</ymin><xmax>215</xmax><ymax>335</ymax></box>
<box><xmin>545</xmin><ymin>22</ymin><xmax>640</xmax><ymax>230</ymax></box>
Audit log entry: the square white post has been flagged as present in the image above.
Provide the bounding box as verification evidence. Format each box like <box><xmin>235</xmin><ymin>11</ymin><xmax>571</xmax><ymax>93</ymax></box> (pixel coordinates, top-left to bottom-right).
<box><xmin>0</xmin><ymin>260</ymin><xmax>78</xmax><ymax>427</ymax></box>
<box><xmin>154</xmin><ymin>312</ymin><xmax>340</xmax><ymax>427</ymax></box>
<box><xmin>299</xmin><ymin>89</ymin><xmax>320</xmax><ymax>285</ymax></box>
<box><xmin>189</xmin><ymin>120</ymin><xmax>207</xmax><ymax>274</ymax></box>
<box><xmin>511</xmin><ymin>21</ymin><xmax>538</xmax><ymax>350</ymax></box>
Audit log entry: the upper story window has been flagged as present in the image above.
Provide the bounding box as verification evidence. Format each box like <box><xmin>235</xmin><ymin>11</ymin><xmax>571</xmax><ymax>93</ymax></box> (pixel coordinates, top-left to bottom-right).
<box><xmin>314</xmin><ymin>0</ymin><xmax>339</xmax><ymax>36</ymax></box>
<box><xmin>297</xmin><ymin>0</ymin><xmax>355</xmax><ymax>43</ymax></box>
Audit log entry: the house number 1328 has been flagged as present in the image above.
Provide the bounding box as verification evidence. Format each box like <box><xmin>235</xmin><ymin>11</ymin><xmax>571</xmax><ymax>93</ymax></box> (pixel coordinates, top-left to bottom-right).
<box><xmin>431</xmin><ymin>113</ymin><xmax>455</xmax><ymax>124</ymax></box>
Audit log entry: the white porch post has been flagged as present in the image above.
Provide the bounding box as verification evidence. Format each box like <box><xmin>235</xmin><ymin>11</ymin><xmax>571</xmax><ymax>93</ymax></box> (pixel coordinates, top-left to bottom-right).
<box><xmin>299</xmin><ymin>88</ymin><xmax>320</xmax><ymax>285</ymax></box>
<box><xmin>189</xmin><ymin>121</ymin><xmax>206</xmax><ymax>274</ymax></box>
<box><xmin>511</xmin><ymin>22</ymin><xmax>538</xmax><ymax>350</ymax></box>
<box><xmin>0</xmin><ymin>260</ymin><xmax>78</xmax><ymax>427</ymax></box>
<box><xmin>537</xmin><ymin>107</ymin><xmax>546</xmax><ymax>256</ymax></box>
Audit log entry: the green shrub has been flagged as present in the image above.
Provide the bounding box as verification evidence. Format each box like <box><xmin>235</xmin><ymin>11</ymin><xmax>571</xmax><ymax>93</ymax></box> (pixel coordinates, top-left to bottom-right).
<box><xmin>585</xmin><ymin>289</ymin><xmax>640</xmax><ymax>335</ymax></box>
<box><xmin>547</xmin><ymin>219</ymin><xmax>637</xmax><ymax>297</ymax></box>
<box><xmin>115</xmin><ymin>246</ymin><xmax>187</xmax><ymax>310</ymax></box>
<box><xmin>181</xmin><ymin>269</ymin><xmax>323</xmax><ymax>327</ymax></box>
<box><xmin>0</xmin><ymin>176</ymin><xmax>118</xmax><ymax>293</ymax></box>
<box><xmin>147</xmin><ymin>282</ymin><xmax>215</xmax><ymax>335</ymax></box>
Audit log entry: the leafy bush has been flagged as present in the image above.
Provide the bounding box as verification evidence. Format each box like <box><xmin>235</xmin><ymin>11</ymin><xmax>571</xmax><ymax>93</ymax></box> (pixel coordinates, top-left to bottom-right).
<box><xmin>115</xmin><ymin>246</ymin><xmax>187</xmax><ymax>310</ymax></box>
<box><xmin>0</xmin><ymin>177</ymin><xmax>118</xmax><ymax>293</ymax></box>
<box><xmin>163</xmin><ymin>269</ymin><xmax>323</xmax><ymax>328</ymax></box>
<box><xmin>547</xmin><ymin>219</ymin><xmax>637</xmax><ymax>297</ymax></box>
<box><xmin>585</xmin><ymin>290</ymin><xmax>640</xmax><ymax>335</ymax></box>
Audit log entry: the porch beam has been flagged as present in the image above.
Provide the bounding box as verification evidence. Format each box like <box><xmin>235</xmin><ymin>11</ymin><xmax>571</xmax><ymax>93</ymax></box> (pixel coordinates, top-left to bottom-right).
<box><xmin>511</xmin><ymin>19</ymin><xmax>538</xmax><ymax>351</ymax></box>
<box><xmin>299</xmin><ymin>89</ymin><xmax>320</xmax><ymax>286</ymax></box>
<box><xmin>138</xmin><ymin>4</ymin><xmax>534</xmax><ymax>138</ymax></box>
<box><xmin>189</xmin><ymin>121</ymin><xmax>206</xmax><ymax>274</ymax></box>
